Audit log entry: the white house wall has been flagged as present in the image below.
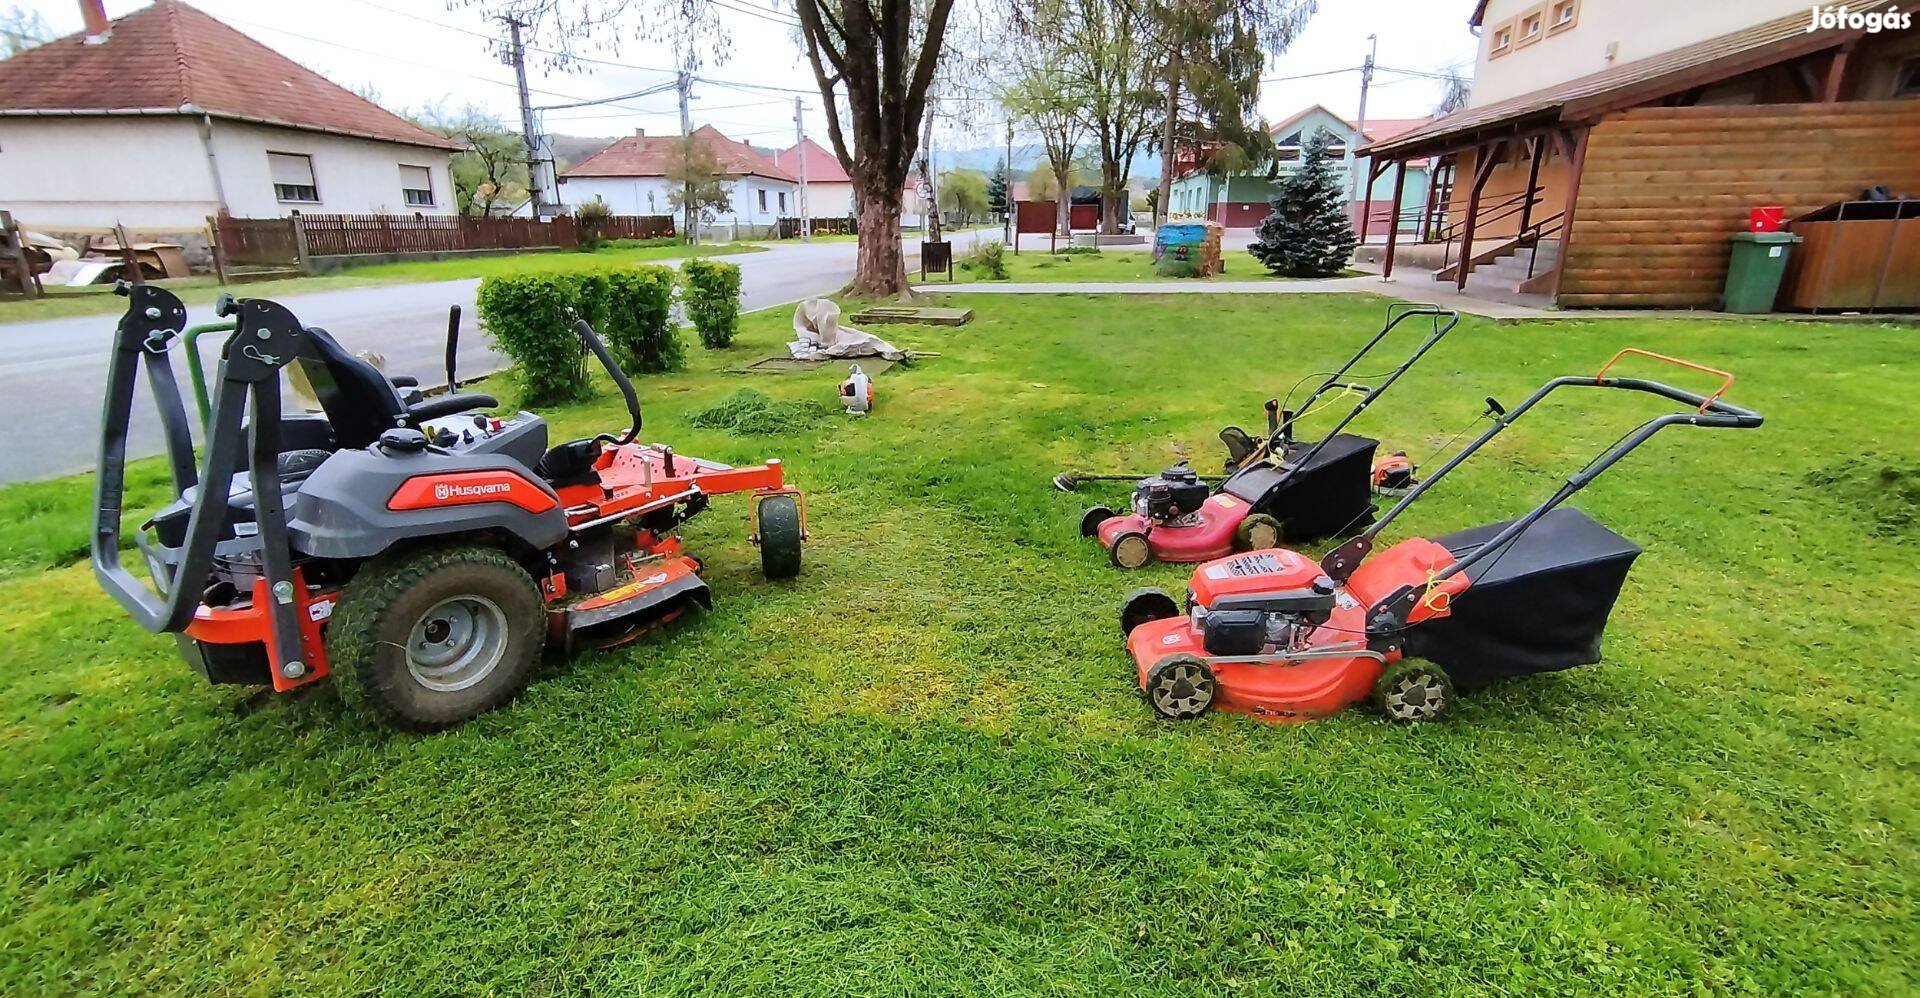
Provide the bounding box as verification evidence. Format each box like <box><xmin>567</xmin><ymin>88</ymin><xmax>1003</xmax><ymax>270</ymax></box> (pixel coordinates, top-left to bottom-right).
<box><xmin>561</xmin><ymin>175</ymin><xmax>799</xmax><ymax>224</ymax></box>
<box><xmin>796</xmin><ymin>180</ymin><xmax>854</xmax><ymax>219</ymax></box>
<box><xmin>0</xmin><ymin>116</ymin><xmax>219</xmax><ymax>230</ymax></box>
<box><xmin>207</xmin><ymin>120</ymin><xmax>455</xmax><ymax>218</ymax></box>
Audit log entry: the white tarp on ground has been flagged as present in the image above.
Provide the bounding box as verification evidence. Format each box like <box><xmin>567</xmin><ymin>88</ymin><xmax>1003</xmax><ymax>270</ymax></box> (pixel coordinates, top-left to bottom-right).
<box><xmin>789</xmin><ymin>298</ymin><xmax>905</xmax><ymax>361</ymax></box>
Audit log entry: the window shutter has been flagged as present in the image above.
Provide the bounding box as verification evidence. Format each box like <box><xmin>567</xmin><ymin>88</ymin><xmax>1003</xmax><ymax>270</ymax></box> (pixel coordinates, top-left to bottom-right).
<box><xmin>269</xmin><ymin>153</ymin><xmax>314</xmax><ymax>186</ymax></box>
<box><xmin>400</xmin><ymin>165</ymin><xmax>432</xmax><ymax>189</ymax></box>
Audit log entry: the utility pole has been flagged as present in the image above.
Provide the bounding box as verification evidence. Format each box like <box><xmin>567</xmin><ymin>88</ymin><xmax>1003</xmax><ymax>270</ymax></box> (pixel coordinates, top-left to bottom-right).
<box><xmin>500</xmin><ymin>14</ymin><xmax>549</xmax><ymax>219</ymax></box>
<box><xmin>1350</xmin><ymin>33</ymin><xmax>1377</xmax><ymax>207</ymax></box>
<box><xmin>1004</xmin><ymin>120</ymin><xmax>1014</xmax><ymax>244</ymax></box>
<box><xmin>793</xmin><ymin>96</ymin><xmax>811</xmax><ymax>243</ymax></box>
<box><xmin>677</xmin><ymin>46</ymin><xmax>697</xmax><ymax>244</ymax></box>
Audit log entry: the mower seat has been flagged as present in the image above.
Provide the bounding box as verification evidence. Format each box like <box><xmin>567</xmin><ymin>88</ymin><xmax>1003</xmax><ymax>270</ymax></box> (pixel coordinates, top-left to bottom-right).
<box><xmin>297</xmin><ymin>326</ymin><xmax>496</xmax><ymax>449</ymax></box>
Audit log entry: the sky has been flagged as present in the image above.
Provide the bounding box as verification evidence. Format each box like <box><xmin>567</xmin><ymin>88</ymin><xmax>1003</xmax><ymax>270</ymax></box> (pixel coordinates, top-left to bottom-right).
<box><xmin>20</xmin><ymin>0</ymin><xmax>1480</xmax><ymax>167</ymax></box>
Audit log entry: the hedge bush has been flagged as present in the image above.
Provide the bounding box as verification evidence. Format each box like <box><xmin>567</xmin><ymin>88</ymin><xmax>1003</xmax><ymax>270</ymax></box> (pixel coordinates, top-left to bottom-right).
<box><xmin>474</xmin><ymin>273</ymin><xmax>590</xmax><ymax>406</ymax></box>
<box><xmin>681</xmin><ymin>258</ymin><xmax>743</xmax><ymax>349</ymax></box>
<box><xmin>963</xmin><ymin>240</ymin><xmax>1008</xmax><ymax>279</ymax></box>
<box><xmin>590</xmin><ymin>266</ymin><xmax>683</xmax><ymax>373</ymax></box>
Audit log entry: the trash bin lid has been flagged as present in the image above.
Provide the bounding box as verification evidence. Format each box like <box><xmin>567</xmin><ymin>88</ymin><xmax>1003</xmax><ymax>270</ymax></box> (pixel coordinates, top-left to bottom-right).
<box><xmin>1730</xmin><ymin>231</ymin><xmax>1802</xmax><ymax>244</ymax></box>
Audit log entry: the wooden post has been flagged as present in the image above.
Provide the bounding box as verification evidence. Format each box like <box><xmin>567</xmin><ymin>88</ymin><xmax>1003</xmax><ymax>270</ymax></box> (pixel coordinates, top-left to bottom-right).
<box><xmin>289</xmin><ymin>212</ymin><xmax>311</xmax><ymax>273</ymax></box>
<box><xmin>1546</xmin><ymin>126</ymin><xmax>1590</xmax><ymax>301</ymax></box>
<box><xmin>1359</xmin><ymin>158</ymin><xmax>1390</xmax><ymax>244</ymax></box>
<box><xmin>1418</xmin><ymin>158</ymin><xmax>1441</xmax><ymax>243</ymax></box>
<box><xmin>1382</xmin><ymin>160</ymin><xmax>1408</xmax><ymax>280</ymax></box>
<box><xmin>1</xmin><ymin>211</ymin><xmax>42</xmax><ymax>299</ymax></box>
<box><xmin>206</xmin><ymin>216</ymin><xmax>229</xmax><ymax>285</ymax></box>
<box><xmin>1454</xmin><ymin>141</ymin><xmax>1502</xmax><ymax>291</ymax></box>
<box><xmin>1822</xmin><ymin>41</ymin><xmax>1854</xmax><ymax>102</ymax></box>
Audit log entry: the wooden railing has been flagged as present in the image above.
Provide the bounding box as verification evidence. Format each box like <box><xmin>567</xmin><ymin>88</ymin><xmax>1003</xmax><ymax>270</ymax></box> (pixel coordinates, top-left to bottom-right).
<box><xmin>210</xmin><ymin>212</ymin><xmax>677</xmax><ymax>273</ymax></box>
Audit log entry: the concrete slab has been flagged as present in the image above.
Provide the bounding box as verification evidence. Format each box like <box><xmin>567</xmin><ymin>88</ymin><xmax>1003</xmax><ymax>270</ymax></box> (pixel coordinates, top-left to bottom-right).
<box><xmin>849</xmin><ymin>305</ymin><xmax>973</xmax><ymax>326</ymax></box>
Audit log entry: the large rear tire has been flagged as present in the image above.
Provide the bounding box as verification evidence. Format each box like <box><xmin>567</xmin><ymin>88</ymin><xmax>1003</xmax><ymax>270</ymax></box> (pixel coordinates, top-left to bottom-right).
<box><xmin>329</xmin><ymin>545</ymin><xmax>545</xmax><ymax>732</ymax></box>
<box><xmin>758</xmin><ymin>494</ymin><xmax>803</xmax><ymax>579</ymax></box>
<box><xmin>1233</xmin><ymin>513</ymin><xmax>1282</xmax><ymax>552</ymax></box>
<box><xmin>1109</xmin><ymin>530</ymin><xmax>1152</xmax><ymax>570</ymax></box>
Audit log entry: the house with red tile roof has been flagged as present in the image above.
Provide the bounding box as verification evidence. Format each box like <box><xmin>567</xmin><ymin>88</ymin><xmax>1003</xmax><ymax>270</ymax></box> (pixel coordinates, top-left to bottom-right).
<box><xmin>773</xmin><ymin>138</ymin><xmax>855</xmax><ymax>220</ymax></box>
<box><xmin>1166</xmin><ymin>105</ymin><xmax>1435</xmax><ymax>232</ymax></box>
<box><xmin>0</xmin><ymin>1</ymin><xmax>461</xmax><ymax>241</ymax></box>
<box><xmin>560</xmin><ymin>125</ymin><xmax>799</xmax><ymax>229</ymax></box>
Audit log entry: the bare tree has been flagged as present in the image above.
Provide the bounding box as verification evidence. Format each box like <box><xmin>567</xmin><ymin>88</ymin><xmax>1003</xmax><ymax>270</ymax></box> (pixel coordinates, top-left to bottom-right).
<box><xmin>1435</xmin><ymin>71</ymin><xmax>1472</xmax><ymax>115</ymax></box>
<box><xmin>0</xmin><ymin>5</ymin><xmax>52</xmax><ymax>57</ymax></box>
<box><xmin>1003</xmin><ymin>54</ymin><xmax>1085</xmax><ymax>238</ymax></box>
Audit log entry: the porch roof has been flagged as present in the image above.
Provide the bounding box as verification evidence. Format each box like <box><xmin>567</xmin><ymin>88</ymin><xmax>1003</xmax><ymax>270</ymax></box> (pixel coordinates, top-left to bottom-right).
<box><xmin>1359</xmin><ymin>1</ymin><xmax>1895</xmax><ymax>161</ymax></box>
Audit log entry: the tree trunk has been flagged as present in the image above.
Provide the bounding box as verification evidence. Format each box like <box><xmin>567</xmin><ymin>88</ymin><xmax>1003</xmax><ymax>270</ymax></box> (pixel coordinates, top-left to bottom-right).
<box><xmin>852</xmin><ymin>184</ymin><xmax>909</xmax><ymax>297</ymax></box>
<box><xmin>1155</xmin><ymin>46</ymin><xmax>1182</xmax><ymax>228</ymax></box>
<box><xmin>1054</xmin><ymin>166</ymin><xmax>1071</xmax><ymax>237</ymax></box>
<box><xmin>1100</xmin><ymin>161</ymin><xmax>1123</xmax><ymax>236</ymax></box>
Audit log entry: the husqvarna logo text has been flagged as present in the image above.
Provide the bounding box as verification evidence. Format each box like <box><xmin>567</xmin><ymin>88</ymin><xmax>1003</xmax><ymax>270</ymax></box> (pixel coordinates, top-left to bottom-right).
<box><xmin>435</xmin><ymin>481</ymin><xmax>513</xmax><ymax>501</ymax></box>
<box><xmin>1806</xmin><ymin>5</ymin><xmax>1912</xmax><ymax>32</ymax></box>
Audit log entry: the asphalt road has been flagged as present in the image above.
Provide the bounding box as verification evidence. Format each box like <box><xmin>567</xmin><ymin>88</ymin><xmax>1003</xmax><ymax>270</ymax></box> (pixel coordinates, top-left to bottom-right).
<box><xmin>0</xmin><ymin>239</ymin><xmax>872</xmax><ymax>485</ymax></box>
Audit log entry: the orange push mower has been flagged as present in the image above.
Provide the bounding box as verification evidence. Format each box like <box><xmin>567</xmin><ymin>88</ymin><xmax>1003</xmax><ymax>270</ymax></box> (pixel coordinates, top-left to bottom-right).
<box><xmin>1118</xmin><ymin>350</ymin><xmax>1763</xmax><ymax>723</ymax></box>
<box><xmin>93</xmin><ymin>285</ymin><xmax>804</xmax><ymax>730</ymax></box>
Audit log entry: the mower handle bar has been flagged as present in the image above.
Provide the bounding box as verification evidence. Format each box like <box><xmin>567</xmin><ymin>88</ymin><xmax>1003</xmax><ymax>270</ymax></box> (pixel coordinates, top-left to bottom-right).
<box><xmin>1325</xmin><ymin>365</ymin><xmax>1762</xmax><ymax>611</ymax></box>
<box><xmin>574</xmin><ymin>320</ymin><xmax>641</xmax><ymax>446</ymax></box>
<box><xmin>1261</xmin><ymin>305</ymin><xmax>1460</xmax><ymax>476</ymax></box>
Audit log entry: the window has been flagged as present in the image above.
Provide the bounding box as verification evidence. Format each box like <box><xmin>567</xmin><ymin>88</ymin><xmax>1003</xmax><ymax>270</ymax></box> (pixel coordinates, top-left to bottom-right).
<box><xmin>1489</xmin><ymin>18</ymin><xmax>1515</xmax><ymax>58</ymax></box>
<box><xmin>1897</xmin><ymin>57</ymin><xmax>1920</xmax><ymax>98</ymax></box>
<box><xmin>758</xmin><ymin>188</ymin><xmax>768</xmax><ymax>211</ymax></box>
<box><xmin>1548</xmin><ymin>0</ymin><xmax>1579</xmax><ymax>35</ymax></box>
<box><xmin>1516</xmin><ymin>4</ymin><xmax>1546</xmax><ymax>48</ymax></box>
<box><xmin>778</xmin><ymin>191</ymin><xmax>788</xmax><ymax>212</ymax></box>
<box><xmin>400</xmin><ymin>164</ymin><xmax>434</xmax><ymax>207</ymax></box>
<box><xmin>268</xmin><ymin>152</ymin><xmax>318</xmax><ymax>203</ymax></box>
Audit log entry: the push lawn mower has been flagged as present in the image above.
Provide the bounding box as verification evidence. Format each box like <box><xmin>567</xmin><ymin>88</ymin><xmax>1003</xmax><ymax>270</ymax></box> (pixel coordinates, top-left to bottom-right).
<box><xmin>93</xmin><ymin>284</ymin><xmax>805</xmax><ymax>730</ymax></box>
<box><xmin>1117</xmin><ymin>350</ymin><xmax>1762</xmax><ymax>723</ymax></box>
<box><xmin>1068</xmin><ymin>304</ymin><xmax>1463</xmax><ymax>569</ymax></box>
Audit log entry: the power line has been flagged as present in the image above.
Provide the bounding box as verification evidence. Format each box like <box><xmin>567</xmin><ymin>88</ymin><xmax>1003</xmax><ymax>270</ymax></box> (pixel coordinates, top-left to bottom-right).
<box><xmin>709</xmin><ymin>0</ymin><xmax>802</xmax><ymax>27</ymax></box>
<box><xmin>1259</xmin><ymin>65</ymin><xmax>1363</xmax><ymax>84</ymax></box>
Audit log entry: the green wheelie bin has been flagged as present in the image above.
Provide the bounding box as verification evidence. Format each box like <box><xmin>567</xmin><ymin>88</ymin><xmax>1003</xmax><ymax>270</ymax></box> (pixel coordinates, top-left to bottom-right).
<box><xmin>1721</xmin><ymin>231</ymin><xmax>1800</xmax><ymax>313</ymax></box>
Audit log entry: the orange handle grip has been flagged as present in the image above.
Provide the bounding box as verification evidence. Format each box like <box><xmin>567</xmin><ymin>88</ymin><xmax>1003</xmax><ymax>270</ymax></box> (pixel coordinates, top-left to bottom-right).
<box><xmin>1595</xmin><ymin>348</ymin><xmax>1735</xmax><ymax>412</ymax></box>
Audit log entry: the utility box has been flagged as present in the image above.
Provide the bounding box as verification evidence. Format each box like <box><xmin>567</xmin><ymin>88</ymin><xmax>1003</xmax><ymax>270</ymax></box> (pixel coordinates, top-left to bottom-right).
<box><xmin>1721</xmin><ymin>231</ymin><xmax>1800</xmax><ymax>314</ymax></box>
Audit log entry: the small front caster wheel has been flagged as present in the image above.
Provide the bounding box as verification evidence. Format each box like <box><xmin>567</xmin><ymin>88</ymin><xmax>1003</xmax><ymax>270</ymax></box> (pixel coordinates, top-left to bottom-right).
<box><xmin>1109</xmin><ymin>530</ymin><xmax>1152</xmax><ymax>570</ymax></box>
<box><xmin>1119</xmin><ymin>587</ymin><xmax>1179</xmax><ymax>637</ymax></box>
<box><xmin>1143</xmin><ymin>654</ymin><xmax>1217</xmax><ymax>720</ymax></box>
<box><xmin>757</xmin><ymin>494</ymin><xmax>804</xmax><ymax>579</ymax></box>
<box><xmin>1372</xmin><ymin>658</ymin><xmax>1456</xmax><ymax>723</ymax></box>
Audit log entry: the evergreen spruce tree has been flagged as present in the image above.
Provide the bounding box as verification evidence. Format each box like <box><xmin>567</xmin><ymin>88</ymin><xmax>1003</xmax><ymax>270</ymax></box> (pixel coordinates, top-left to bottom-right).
<box><xmin>987</xmin><ymin>159</ymin><xmax>1010</xmax><ymax>217</ymax></box>
<box><xmin>1249</xmin><ymin>131</ymin><xmax>1359</xmax><ymax>277</ymax></box>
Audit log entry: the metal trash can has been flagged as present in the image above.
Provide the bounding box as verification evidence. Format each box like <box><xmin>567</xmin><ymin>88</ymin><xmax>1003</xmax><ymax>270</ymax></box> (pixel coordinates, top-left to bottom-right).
<box><xmin>1722</xmin><ymin>231</ymin><xmax>1801</xmax><ymax>313</ymax></box>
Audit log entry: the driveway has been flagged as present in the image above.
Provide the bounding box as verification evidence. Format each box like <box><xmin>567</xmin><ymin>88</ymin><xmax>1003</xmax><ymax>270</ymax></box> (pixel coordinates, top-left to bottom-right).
<box><xmin>0</xmin><ymin>239</ymin><xmax>869</xmax><ymax>485</ymax></box>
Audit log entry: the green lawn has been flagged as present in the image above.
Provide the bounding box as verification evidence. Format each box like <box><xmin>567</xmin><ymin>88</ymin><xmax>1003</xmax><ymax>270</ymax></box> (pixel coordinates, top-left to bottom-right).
<box><xmin>2</xmin><ymin>293</ymin><xmax>1916</xmax><ymax>992</ymax></box>
<box><xmin>0</xmin><ymin>239</ymin><xmax>763</xmax><ymax>325</ymax></box>
<box><xmin>924</xmin><ymin>247</ymin><xmax>1361</xmax><ymax>284</ymax></box>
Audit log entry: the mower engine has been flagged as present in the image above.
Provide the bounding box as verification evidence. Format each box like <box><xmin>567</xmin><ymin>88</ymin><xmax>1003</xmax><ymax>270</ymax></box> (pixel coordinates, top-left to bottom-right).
<box><xmin>1133</xmin><ymin>465</ymin><xmax>1210</xmax><ymax>525</ymax></box>
<box><xmin>1192</xmin><ymin>575</ymin><xmax>1338</xmax><ymax>656</ymax></box>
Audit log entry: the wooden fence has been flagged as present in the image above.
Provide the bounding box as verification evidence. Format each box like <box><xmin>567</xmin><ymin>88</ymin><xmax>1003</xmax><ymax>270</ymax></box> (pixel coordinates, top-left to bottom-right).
<box><xmin>210</xmin><ymin>212</ymin><xmax>676</xmax><ymax>273</ymax></box>
<box><xmin>777</xmin><ymin>216</ymin><xmax>857</xmax><ymax>238</ymax></box>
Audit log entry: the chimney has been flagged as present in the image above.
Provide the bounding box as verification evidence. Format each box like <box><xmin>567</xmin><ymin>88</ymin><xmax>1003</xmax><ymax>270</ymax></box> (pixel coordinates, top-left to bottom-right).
<box><xmin>80</xmin><ymin>0</ymin><xmax>110</xmax><ymax>44</ymax></box>
<box><xmin>634</xmin><ymin>128</ymin><xmax>645</xmax><ymax>138</ymax></box>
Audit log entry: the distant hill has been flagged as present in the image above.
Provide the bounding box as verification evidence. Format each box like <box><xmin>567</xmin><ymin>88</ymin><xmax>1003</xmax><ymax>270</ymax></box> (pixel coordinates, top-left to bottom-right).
<box><xmin>935</xmin><ymin>144</ymin><xmax>1160</xmax><ymax>184</ymax></box>
<box><xmin>550</xmin><ymin>134</ymin><xmax>618</xmax><ymax>172</ymax></box>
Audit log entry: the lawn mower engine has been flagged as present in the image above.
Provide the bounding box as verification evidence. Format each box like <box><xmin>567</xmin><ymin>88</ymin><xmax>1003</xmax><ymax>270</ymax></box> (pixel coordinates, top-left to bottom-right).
<box><xmin>1133</xmin><ymin>465</ymin><xmax>1210</xmax><ymax>525</ymax></box>
<box><xmin>1192</xmin><ymin>572</ymin><xmax>1338</xmax><ymax>657</ymax></box>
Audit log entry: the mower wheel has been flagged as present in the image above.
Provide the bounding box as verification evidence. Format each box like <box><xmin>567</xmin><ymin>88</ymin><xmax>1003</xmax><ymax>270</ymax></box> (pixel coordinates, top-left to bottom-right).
<box><xmin>1120</xmin><ymin>587</ymin><xmax>1180</xmax><ymax>637</ymax></box>
<box><xmin>1079</xmin><ymin>505</ymin><xmax>1116</xmax><ymax>537</ymax></box>
<box><xmin>1372</xmin><ymin>659</ymin><xmax>1456</xmax><ymax>723</ymax></box>
<box><xmin>1109</xmin><ymin>530</ymin><xmax>1152</xmax><ymax>570</ymax></box>
<box><xmin>757</xmin><ymin>494</ymin><xmax>803</xmax><ymax>579</ymax></box>
<box><xmin>1233</xmin><ymin>513</ymin><xmax>1283</xmax><ymax>552</ymax></box>
<box><xmin>329</xmin><ymin>545</ymin><xmax>545</xmax><ymax>732</ymax></box>
<box><xmin>1143</xmin><ymin>654</ymin><xmax>1217</xmax><ymax>720</ymax></box>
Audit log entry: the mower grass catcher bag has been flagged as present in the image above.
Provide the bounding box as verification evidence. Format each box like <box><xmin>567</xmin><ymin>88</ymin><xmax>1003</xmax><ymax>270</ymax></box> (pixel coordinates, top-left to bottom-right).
<box><xmin>1405</xmin><ymin>507</ymin><xmax>1641</xmax><ymax>689</ymax></box>
<box><xmin>1221</xmin><ymin>432</ymin><xmax>1379</xmax><ymax>538</ymax></box>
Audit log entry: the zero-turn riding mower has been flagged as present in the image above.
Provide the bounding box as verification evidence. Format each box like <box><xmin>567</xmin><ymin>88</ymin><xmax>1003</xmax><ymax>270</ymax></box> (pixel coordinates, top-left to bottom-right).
<box><xmin>93</xmin><ymin>284</ymin><xmax>805</xmax><ymax>730</ymax></box>
<box><xmin>1067</xmin><ymin>304</ymin><xmax>1462</xmax><ymax>569</ymax></box>
<box><xmin>1117</xmin><ymin>350</ymin><xmax>1762</xmax><ymax>724</ymax></box>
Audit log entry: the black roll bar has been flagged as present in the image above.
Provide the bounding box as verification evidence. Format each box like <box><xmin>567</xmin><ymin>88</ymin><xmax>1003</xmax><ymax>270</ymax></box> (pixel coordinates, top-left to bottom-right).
<box><xmin>1254</xmin><ymin>304</ymin><xmax>1460</xmax><ymax>474</ymax></box>
<box><xmin>574</xmin><ymin>320</ymin><xmax>642</xmax><ymax>446</ymax></box>
<box><xmin>93</xmin><ymin>286</ymin><xmax>308</xmax><ymax>673</ymax></box>
<box><xmin>1313</xmin><ymin>351</ymin><xmax>1763</xmax><ymax>633</ymax></box>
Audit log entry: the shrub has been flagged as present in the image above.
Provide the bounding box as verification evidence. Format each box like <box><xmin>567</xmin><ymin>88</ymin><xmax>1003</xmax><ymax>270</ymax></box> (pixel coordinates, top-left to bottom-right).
<box><xmin>475</xmin><ymin>273</ymin><xmax>590</xmax><ymax>406</ymax></box>
<box><xmin>682</xmin><ymin>259</ymin><xmax>743</xmax><ymax>349</ymax></box>
<box><xmin>575</xmin><ymin>199</ymin><xmax>614</xmax><ymax>252</ymax></box>
<box><xmin>594</xmin><ymin>266</ymin><xmax>683</xmax><ymax>373</ymax></box>
<box><xmin>1061</xmin><ymin>245</ymin><xmax>1102</xmax><ymax>256</ymax></box>
<box><xmin>963</xmin><ymin>240</ymin><xmax>1008</xmax><ymax>280</ymax></box>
